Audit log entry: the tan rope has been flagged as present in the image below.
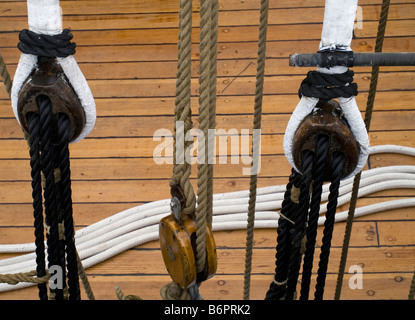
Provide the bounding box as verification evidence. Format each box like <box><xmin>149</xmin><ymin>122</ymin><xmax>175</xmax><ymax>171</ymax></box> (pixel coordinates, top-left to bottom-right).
<box><xmin>242</xmin><ymin>0</ymin><xmax>269</xmax><ymax>300</ymax></box>
<box><xmin>0</xmin><ymin>270</ymin><xmax>50</xmax><ymax>285</ymax></box>
<box><xmin>170</xmin><ymin>0</ymin><xmax>196</xmax><ymax>216</ymax></box>
<box><xmin>334</xmin><ymin>0</ymin><xmax>390</xmax><ymax>300</ymax></box>
<box><xmin>76</xmin><ymin>250</ymin><xmax>95</xmax><ymax>300</ymax></box>
<box><xmin>206</xmin><ymin>0</ymin><xmax>218</xmax><ymax>228</ymax></box>
<box><xmin>115</xmin><ymin>286</ymin><xmax>142</xmax><ymax>300</ymax></box>
<box><xmin>160</xmin><ymin>282</ymin><xmax>190</xmax><ymax>300</ymax></box>
<box><xmin>195</xmin><ymin>0</ymin><xmax>215</xmax><ymax>275</ymax></box>
<box><xmin>0</xmin><ymin>51</ymin><xmax>12</xmax><ymax>98</ymax></box>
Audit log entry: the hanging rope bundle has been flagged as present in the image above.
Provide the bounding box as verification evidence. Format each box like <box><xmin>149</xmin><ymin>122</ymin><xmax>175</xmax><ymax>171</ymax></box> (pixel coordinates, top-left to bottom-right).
<box><xmin>265</xmin><ymin>0</ymin><xmax>368</xmax><ymax>300</ymax></box>
<box><xmin>266</xmin><ymin>110</ymin><xmax>350</xmax><ymax>300</ymax></box>
<box><xmin>19</xmin><ymin>58</ymin><xmax>82</xmax><ymax>300</ymax></box>
<box><xmin>3</xmin><ymin>0</ymin><xmax>97</xmax><ymax>300</ymax></box>
<box><xmin>159</xmin><ymin>0</ymin><xmax>219</xmax><ymax>300</ymax></box>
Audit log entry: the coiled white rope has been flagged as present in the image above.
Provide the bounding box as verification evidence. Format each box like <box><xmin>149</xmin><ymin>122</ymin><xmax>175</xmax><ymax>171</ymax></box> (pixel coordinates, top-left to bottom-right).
<box><xmin>0</xmin><ymin>144</ymin><xmax>414</xmax><ymax>293</ymax></box>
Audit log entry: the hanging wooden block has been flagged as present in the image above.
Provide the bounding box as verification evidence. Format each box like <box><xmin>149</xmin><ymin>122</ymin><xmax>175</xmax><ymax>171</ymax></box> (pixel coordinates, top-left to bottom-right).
<box><xmin>292</xmin><ymin>99</ymin><xmax>359</xmax><ymax>181</ymax></box>
<box><xmin>159</xmin><ymin>213</ymin><xmax>217</xmax><ymax>289</ymax></box>
<box><xmin>17</xmin><ymin>56</ymin><xmax>86</xmax><ymax>143</ymax></box>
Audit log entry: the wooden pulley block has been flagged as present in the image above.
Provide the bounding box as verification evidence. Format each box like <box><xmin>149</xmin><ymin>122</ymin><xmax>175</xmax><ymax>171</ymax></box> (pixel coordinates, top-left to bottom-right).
<box><xmin>159</xmin><ymin>209</ymin><xmax>217</xmax><ymax>289</ymax></box>
<box><xmin>292</xmin><ymin>99</ymin><xmax>359</xmax><ymax>181</ymax></box>
<box><xmin>17</xmin><ymin>56</ymin><xmax>86</xmax><ymax>143</ymax></box>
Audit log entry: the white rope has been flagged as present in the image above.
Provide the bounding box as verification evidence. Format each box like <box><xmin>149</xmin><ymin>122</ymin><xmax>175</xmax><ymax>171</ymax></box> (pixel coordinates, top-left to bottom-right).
<box><xmin>0</xmin><ymin>145</ymin><xmax>414</xmax><ymax>293</ymax></box>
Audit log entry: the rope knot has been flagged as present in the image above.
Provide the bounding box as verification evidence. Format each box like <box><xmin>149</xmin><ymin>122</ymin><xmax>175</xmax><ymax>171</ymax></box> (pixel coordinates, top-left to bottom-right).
<box><xmin>160</xmin><ymin>282</ymin><xmax>191</xmax><ymax>300</ymax></box>
<box><xmin>298</xmin><ymin>70</ymin><xmax>358</xmax><ymax>100</ymax></box>
<box><xmin>18</xmin><ymin>28</ymin><xmax>76</xmax><ymax>58</ymax></box>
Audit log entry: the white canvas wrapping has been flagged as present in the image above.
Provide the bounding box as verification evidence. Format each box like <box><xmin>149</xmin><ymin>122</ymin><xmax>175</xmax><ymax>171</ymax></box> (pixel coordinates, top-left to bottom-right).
<box><xmin>11</xmin><ymin>0</ymin><xmax>96</xmax><ymax>142</ymax></box>
<box><xmin>319</xmin><ymin>0</ymin><xmax>358</xmax><ymax>51</ymax></box>
<box><xmin>283</xmin><ymin>0</ymin><xmax>369</xmax><ymax>179</ymax></box>
<box><xmin>27</xmin><ymin>0</ymin><xmax>62</xmax><ymax>35</ymax></box>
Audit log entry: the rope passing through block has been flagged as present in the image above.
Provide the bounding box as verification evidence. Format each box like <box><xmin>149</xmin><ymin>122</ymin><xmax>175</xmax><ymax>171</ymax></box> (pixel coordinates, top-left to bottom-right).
<box><xmin>11</xmin><ymin>0</ymin><xmax>96</xmax><ymax>143</ymax></box>
<box><xmin>159</xmin><ymin>200</ymin><xmax>217</xmax><ymax>290</ymax></box>
<box><xmin>292</xmin><ymin>99</ymin><xmax>360</xmax><ymax>181</ymax></box>
<box><xmin>17</xmin><ymin>57</ymin><xmax>86</xmax><ymax>143</ymax></box>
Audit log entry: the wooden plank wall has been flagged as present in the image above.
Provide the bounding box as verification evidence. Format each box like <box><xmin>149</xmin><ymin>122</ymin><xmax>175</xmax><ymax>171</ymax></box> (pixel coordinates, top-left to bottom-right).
<box><xmin>0</xmin><ymin>0</ymin><xmax>414</xmax><ymax>300</ymax></box>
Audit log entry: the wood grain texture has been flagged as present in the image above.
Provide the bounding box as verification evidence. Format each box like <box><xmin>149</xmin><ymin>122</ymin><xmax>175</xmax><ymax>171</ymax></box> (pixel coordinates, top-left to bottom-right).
<box><xmin>0</xmin><ymin>0</ymin><xmax>414</xmax><ymax>300</ymax></box>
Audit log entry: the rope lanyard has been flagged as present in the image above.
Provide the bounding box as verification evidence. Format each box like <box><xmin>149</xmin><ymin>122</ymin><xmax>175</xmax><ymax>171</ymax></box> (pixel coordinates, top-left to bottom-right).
<box><xmin>334</xmin><ymin>0</ymin><xmax>391</xmax><ymax>300</ymax></box>
<box><xmin>242</xmin><ymin>0</ymin><xmax>269</xmax><ymax>300</ymax></box>
<box><xmin>161</xmin><ymin>0</ymin><xmax>218</xmax><ymax>300</ymax></box>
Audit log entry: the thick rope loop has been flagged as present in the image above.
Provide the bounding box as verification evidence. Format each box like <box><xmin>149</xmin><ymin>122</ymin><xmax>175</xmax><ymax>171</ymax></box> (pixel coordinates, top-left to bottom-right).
<box><xmin>18</xmin><ymin>28</ymin><xmax>76</xmax><ymax>58</ymax></box>
<box><xmin>299</xmin><ymin>70</ymin><xmax>358</xmax><ymax>100</ymax></box>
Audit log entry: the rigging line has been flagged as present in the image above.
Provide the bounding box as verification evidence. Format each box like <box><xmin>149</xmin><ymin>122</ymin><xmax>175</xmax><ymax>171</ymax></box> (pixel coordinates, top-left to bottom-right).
<box><xmin>207</xmin><ymin>0</ymin><xmax>218</xmax><ymax>228</ymax></box>
<box><xmin>264</xmin><ymin>169</ymin><xmax>301</xmax><ymax>300</ymax></box>
<box><xmin>0</xmin><ymin>51</ymin><xmax>12</xmax><ymax>98</ymax></box>
<box><xmin>334</xmin><ymin>0</ymin><xmax>391</xmax><ymax>300</ymax></box>
<box><xmin>195</xmin><ymin>0</ymin><xmax>213</xmax><ymax>276</ymax></box>
<box><xmin>299</xmin><ymin>134</ymin><xmax>329</xmax><ymax>300</ymax></box>
<box><xmin>314</xmin><ymin>151</ymin><xmax>345</xmax><ymax>300</ymax></box>
<box><xmin>243</xmin><ymin>0</ymin><xmax>269</xmax><ymax>301</ymax></box>
<box><xmin>57</xmin><ymin>113</ymin><xmax>81</xmax><ymax>300</ymax></box>
<box><xmin>170</xmin><ymin>0</ymin><xmax>196</xmax><ymax>216</ymax></box>
<box><xmin>26</xmin><ymin>111</ymin><xmax>48</xmax><ymax>300</ymax></box>
<box><xmin>285</xmin><ymin>150</ymin><xmax>314</xmax><ymax>300</ymax></box>
<box><xmin>38</xmin><ymin>94</ymin><xmax>64</xmax><ymax>300</ymax></box>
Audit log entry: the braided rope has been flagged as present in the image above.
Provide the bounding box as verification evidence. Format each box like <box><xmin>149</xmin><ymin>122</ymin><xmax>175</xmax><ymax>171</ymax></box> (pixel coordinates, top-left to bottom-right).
<box><xmin>195</xmin><ymin>0</ymin><xmax>213</xmax><ymax>275</ymax></box>
<box><xmin>284</xmin><ymin>150</ymin><xmax>314</xmax><ymax>300</ymax></box>
<box><xmin>299</xmin><ymin>70</ymin><xmax>358</xmax><ymax>100</ymax></box>
<box><xmin>38</xmin><ymin>95</ymin><xmax>64</xmax><ymax>300</ymax></box>
<box><xmin>299</xmin><ymin>135</ymin><xmax>329</xmax><ymax>300</ymax></box>
<box><xmin>160</xmin><ymin>282</ymin><xmax>191</xmax><ymax>300</ymax></box>
<box><xmin>76</xmin><ymin>251</ymin><xmax>95</xmax><ymax>300</ymax></box>
<box><xmin>170</xmin><ymin>0</ymin><xmax>196</xmax><ymax>216</ymax></box>
<box><xmin>18</xmin><ymin>29</ymin><xmax>76</xmax><ymax>58</ymax></box>
<box><xmin>0</xmin><ymin>51</ymin><xmax>12</xmax><ymax>97</ymax></box>
<box><xmin>27</xmin><ymin>112</ymin><xmax>48</xmax><ymax>300</ymax></box>
<box><xmin>0</xmin><ymin>270</ymin><xmax>50</xmax><ymax>285</ymax></box>
<box><xmin>57</xmin><ymin>114</ymin><xmax>80</xmax><ymax>300</ymax></box>
<box><xmin>265</xmin><ymin>170</ymin><xmax>301</xmax><ymax>300</ymax></box>
<box><xmin>314</xmin><ymin>151</ymin><xmax>345</xmax><ymax>300</ymax></box>
<box><xmin>206</xmin><ymin>0</ymin><xmax>218</xmax><ymax>228</ymax></box>
<box><xmin>243</xmin><ymin>0</ymin><xmax>269</xmax><ymax>300</ymax></box>
<box><xmin>334</xmin><ymin>0</ymin><xmax>390</xmax><ymax>300</ymax></box>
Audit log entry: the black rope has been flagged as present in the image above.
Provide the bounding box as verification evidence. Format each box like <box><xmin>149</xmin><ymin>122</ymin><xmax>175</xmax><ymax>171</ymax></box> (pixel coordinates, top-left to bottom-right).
<box><xmin>52</xmin><ymin>125</ymin><xmax>68</xmax><ymax>296</ymax></box>
<box><xmin>299</xmin><ymin>135</ymin><xmax>329</xmax><ymax>300</ymax></box>
<box><xmin>57</xmin><ymin>113</ymin><xmax>81</xmax><ymax>300</ymax></box>
<box><xmin>266</xmin><ymin>137</ymin><xmax>346</xmax><ymax>300</ymax></box>
<box><xmin>26</xmin><ymin>112</ymin><xmax>48</xmax><ymax>300</ymax></box>
<box><xmin>18</xmin><ymin>28</ymin><xmax>76</xmax><ymax>58</ymax></box>
<box><xmin>314</xmin><ymin>151</ymin><xmax>346</xmax><ymax>300</ymax></box>
<box><xmin>284</xmin><ymin>150</ymin><xmax>314</xmax><ymax>300</ymax></box>
<box><xmin>265</xmin><ymin>169</ymin><xmax>301</xmax><ymax>300</ymax></box>
<box><xmin>26</xmin><ymin>96</ymin><xmax>82</xmax><ymax>300</ymax></box>
<box><xmin>38</xmin><ymin>94</ymin><xmax>64</xmax><ymax>300</ymax></box>
<box><xmin>298</xmin><ymin>70</ymin><xmax>358</xmax><ymax>100</ymax></box>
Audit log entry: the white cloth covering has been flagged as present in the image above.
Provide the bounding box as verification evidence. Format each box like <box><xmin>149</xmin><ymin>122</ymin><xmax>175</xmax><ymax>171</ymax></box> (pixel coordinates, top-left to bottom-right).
<box><xmin>283</xmin><ymin>0</ymin><xmax>369</xmax><ymax>179</ymax></box>
<box><xmin>11</xmin><ymin>0</ymin><xmax>96</xmax><ymax>143</ymax></box>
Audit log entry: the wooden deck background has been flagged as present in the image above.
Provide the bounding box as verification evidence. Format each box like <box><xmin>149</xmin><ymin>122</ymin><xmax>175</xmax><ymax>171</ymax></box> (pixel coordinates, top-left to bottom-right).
<box><xmin>0</xmin><ymin>0</ymin><xmax>414</xmax><ymax>300</ymax></box>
